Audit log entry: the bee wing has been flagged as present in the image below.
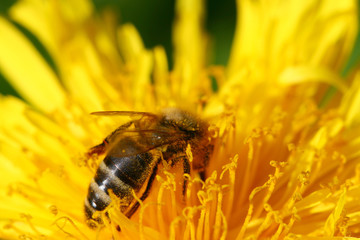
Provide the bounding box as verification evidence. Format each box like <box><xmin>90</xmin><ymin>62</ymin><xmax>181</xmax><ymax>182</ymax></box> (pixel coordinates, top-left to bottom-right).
<box><xmin>91</xmin><ymin>111</ymin><xmax>158</xmax><ymax>120</ymax></box>
<box><xmin>105</xmin><ymin>129</ymin><xmax>186</xmax><ymax>158</ymax></box>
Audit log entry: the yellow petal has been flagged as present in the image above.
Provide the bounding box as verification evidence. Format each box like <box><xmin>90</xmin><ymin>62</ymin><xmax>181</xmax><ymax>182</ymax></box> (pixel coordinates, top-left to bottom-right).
<box><xmin>117</xmin><ymin>24</ymin><xmax>154</xmax><ymax>109</ymax></box>
<box><xmin>172</xmin><ymin>0</ymin><xmax>207</xmax><ymax>100</ymax></box>
<box><xmin>340</xmin><ymin>73</ymin><xmax>360</xmax><ymax>127</ymax></box>
<box><xmin>278</xmin><ymin>66</ymin><xmax>348</xmax><ymax>93</ymax></box>
<box><xmin>60</xmin><ymin>31</ymin><xmax>125</xmax><ymax>112</ymax></box>
<box><xmin>153</xmin><ymin>46</ymin><xmax>171</xmax><ymax>106</ymax></box>
<box><xmin>324</xmin><ymin>189</ymin><xmax>347</xmax><ymax>236</ymax></box>
<box><xmin>9</xmin><ymin>0</ymin><xmax>93</xmax><ymax>56</ymax></box>
<box><xmin>117</xmin><ymin>24</ymin><xmax>145</xmax><ymax>63</ymax></box>
<box><xmin>228</xmin><ymin>0</ymin><xmax>357</xmax><ymax>79</ymax></box>
<box><xmin>0</xmin><ymin>17</ymin><xmax>65</xmax><ymax>112</ymax></box>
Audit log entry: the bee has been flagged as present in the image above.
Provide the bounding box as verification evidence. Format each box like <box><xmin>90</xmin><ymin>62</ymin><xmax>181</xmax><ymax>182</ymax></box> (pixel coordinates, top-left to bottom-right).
<box><xmin>84</xmin><ymin>108</ymin><xmax>214</xmax><ymax>227</ymax></box>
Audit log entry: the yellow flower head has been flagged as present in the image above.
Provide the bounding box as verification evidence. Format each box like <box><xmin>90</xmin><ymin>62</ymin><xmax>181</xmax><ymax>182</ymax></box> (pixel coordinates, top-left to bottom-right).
<box><xmin>0</xmin><ymin>0</ymin><xmax>359</xmax><ymax>239</ymax></box>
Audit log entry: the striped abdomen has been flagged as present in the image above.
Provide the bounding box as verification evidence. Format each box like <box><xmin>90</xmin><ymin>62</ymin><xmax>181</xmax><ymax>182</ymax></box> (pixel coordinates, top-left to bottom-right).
<box><xmin>84</xmin><ymin>148</ymin><xmax>155</xmax><ymax>222</ymax></box>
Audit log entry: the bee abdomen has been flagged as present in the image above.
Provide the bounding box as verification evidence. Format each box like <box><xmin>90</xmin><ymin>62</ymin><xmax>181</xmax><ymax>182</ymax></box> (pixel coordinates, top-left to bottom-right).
<box><xmin>104</xmin><ymin>152</ymin><xmax>153</xmax><ymax>190</ymax></box>
<box><xmin>85</xmin><ymin>152</ymin><xmax>154</xmax><ymax>221</ymax></box>
<box><xmin>85</xmin><ymin>160</ymin><xmax>133</xmax><ymax>221</ymax></box>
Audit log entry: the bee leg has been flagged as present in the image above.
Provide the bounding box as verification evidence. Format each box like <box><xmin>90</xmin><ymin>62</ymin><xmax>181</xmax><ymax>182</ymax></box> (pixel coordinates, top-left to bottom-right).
<box><xmin>182</xmin><ymin>157</ymin><xmax>190</xmax><ymax>197</ymax></box>
<box><xmin>87</xmin><ymin>141</ymin><xmax>107</xmax><ymax>157</ymax></box>
<box><xmin>199</xmin><ymin>171</ymin><xmax>206</xmax><ymax>181</ymax></box>
<box><xmin>105</xmin><ymin>121</ymin><xmax>134</xmax><ymax>142</ymax></box>
<box><xmin>125</xmin><ymin>159</ymin><xmax>160</xmax><ymax>218</ymax></box>
<box><xmin>111</xmin><ymin>121</ymin><xmax>133</xmax><ymax>133</ymax></box>
<box><xmin>170</xmin><ymin>155</ymin><xmax>190</xmax><ymax>198</ymax></box>
<box><xmin>87</xmin><ymin>121</ymin><xmax>134</xmax><ymax>157</ymax></box>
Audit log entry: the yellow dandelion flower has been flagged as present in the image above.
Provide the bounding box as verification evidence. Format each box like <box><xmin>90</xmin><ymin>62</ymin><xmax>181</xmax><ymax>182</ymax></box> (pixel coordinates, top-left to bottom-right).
<box><xmin>0</xmin><ymin>0</ymin><xmax>360</xmax><ymax>239</ymax></box>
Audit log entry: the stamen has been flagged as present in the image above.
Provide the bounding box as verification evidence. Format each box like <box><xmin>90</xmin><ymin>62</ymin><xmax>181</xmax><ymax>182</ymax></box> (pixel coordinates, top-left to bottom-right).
<box><xmin>182</xmin><ymin>207</ymin><xmax>196</xmax><ymax>240</ymax></box>
<box><xmin>156</xmin><ymin>171</ymin><xmax>177</xmax><ymax>235</ymax></box>
<box><xmin>52</xmin><ymin>216</ymin><xmax>89</xmax><ymax>240</ymax></box>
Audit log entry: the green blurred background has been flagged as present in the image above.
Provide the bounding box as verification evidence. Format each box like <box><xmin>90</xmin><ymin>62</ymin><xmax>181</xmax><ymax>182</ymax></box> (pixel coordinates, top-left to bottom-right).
<box><xmin>0</xmin><ymin>0</ymin><xmax>359</xmax><ymax>102</ymax></box>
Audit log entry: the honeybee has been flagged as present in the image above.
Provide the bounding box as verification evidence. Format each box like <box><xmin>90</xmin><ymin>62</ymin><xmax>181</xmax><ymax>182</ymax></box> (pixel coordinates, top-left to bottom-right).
<box><xmin>84</xmin><ymin>108</ymin><xmax>214</xmax><ymax>227</ymax></box>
